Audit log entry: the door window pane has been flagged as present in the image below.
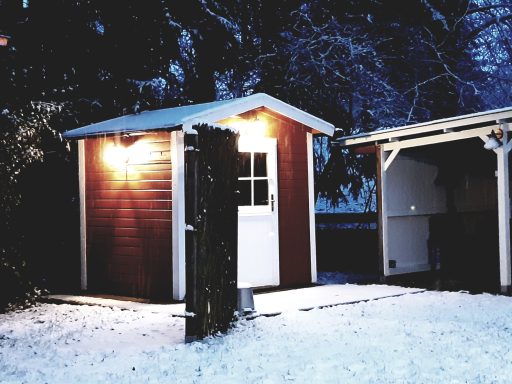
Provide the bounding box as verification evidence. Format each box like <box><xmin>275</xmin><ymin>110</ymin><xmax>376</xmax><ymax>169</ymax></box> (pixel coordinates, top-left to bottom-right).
<box><xmin>253</xmin><ymin>152</ymin><xmax>267</xmax><ymax>177</ymax></box>
<box><xmin>254</xmin><ymin>180</ymin><xmax>269</xmax><ymax>206</ymax></box>
<box><xmin>238</xmin><ymin>180</ymin><xmax>252</xmax><ymax>206</ymax></box>
<box><xmin>238</xmin><ymin>152</ymin><xmax>251</xmax><ymax>177</ymax></box>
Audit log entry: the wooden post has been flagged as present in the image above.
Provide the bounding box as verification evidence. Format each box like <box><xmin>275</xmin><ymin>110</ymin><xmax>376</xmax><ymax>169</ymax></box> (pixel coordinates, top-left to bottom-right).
<box><xmin>496</xmin><ymin>133</ymin><xmax>511</xmax><ymax>294</ymax></box>
<box><xmin>185</xmin><ymin>124</ymin><xmax>239</xmax><ymax>341</ymax></box>
<box><xmin>376</xmin><ymin>145</ymin><xmax>388</xmax><ymax>279</ymax></box>
<box><xmin>78</xmin><ymin>139</ymin><xmax>87</xmax><ymax>291</ymax></box>
<box><xmin>376</xmin><ymin>145</ymin><xmax>383</xmax><ymax>278</ymax></box>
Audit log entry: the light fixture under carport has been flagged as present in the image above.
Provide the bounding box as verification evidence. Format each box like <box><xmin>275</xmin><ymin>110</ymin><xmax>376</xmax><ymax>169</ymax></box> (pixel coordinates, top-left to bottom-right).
<box><xmin>0</xmin><ymin>34</ymin><xmax>10</xmax><ymax>47</ymax></box>
<box><xmin>483</xmin><ymin>129</ymin><xmax>503</xmax><ymax>150</ymax></box>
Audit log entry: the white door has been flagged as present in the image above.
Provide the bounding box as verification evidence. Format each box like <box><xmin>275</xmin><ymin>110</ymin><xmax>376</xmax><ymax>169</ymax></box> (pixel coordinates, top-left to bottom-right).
<box><xmin>237</xmin><ymin>137</ymin><xmax>279</xmax><ymax>287</ymax></box>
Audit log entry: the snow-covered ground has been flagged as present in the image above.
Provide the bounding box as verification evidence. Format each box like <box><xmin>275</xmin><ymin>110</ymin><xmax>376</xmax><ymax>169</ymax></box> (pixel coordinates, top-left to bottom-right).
<box><xmin>2</xmin><ymin>289</ymin><xmax>512</xmax><ymax>383</ymax></box>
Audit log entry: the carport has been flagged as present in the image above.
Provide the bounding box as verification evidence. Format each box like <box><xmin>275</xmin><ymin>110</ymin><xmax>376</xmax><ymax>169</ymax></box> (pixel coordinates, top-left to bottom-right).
<box><xmin>335</xmin><ymin>107</ymin><xmax>512</xmax><ymax>293</ymax></box>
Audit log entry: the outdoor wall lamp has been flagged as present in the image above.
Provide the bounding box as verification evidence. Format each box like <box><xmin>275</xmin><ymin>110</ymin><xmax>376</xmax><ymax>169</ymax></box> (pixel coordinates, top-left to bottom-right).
<box><xmin>484</xmin><ymin>129</ymin><xmax>503</xmax><ymax>150</ymax></box>
<box><xmin>103</xmin><ymin>142</ymin><xmax>129</xmax><ymax>169</ymax></box>
<box><xmin>0</xmin><ymin>35</ymin><xmax>11</xmax><ymax>47</ymax></box>
<box><xmin>103</xmin><ymin>135</ymin><xmax>151</xmax><ymax>171</ymax></box>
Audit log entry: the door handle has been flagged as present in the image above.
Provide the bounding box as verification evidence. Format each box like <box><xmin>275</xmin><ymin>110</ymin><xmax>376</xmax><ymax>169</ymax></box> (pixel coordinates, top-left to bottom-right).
<box><xmin>270</xmin><ymin>194</ymin><xmax>275</xmax><ymax>212</ymax></box>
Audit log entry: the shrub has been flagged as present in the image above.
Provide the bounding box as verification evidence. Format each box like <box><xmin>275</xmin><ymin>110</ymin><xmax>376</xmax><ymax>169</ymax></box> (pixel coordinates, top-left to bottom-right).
<box><xmin>0</xmin><ymin>102</ymin><xmax>63</xmax><ymax>312</ymax></box>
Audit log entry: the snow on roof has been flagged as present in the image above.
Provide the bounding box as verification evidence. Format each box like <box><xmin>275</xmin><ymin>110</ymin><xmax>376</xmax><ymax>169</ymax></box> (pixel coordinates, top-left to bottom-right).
<box><xmin>63</xmin><ymin>93</ymin><xmax>335</xmax><ymax>139</ymax></box>
<box><xmin>336</xmin><ymin>106</ymin><xmax>512</xmax><ymax>147</ymax></box>
<box><xmin>62</xmin><ymin>99</ymin><xmax>233</xmax><ymax>139</ymax></box>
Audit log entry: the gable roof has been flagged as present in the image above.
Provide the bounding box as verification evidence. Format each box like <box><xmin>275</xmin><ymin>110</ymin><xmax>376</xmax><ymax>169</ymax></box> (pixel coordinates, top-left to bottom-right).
<box><xmin>335</xmin><ymin>106</ymin><xmax>512</xmax><ymax>147</ymax></box>
<box><xmin>63</xmin><ymin>93</ymin><xmax>335</xmax><ymax>139</ymax></box>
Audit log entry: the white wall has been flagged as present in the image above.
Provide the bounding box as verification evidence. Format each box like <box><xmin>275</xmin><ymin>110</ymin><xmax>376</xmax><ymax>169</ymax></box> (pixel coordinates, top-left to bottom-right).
<box><xmin>383</xmin><ymin>154</ymin><xmax>447</xmax><ymax>275</ymax></box>
<box><xmin>387</xmin><ymin>217</ymin><xmax>431</xmax><ymax>274</ymax></box>
<box><xmin>385</xmin><ymin>155</ymin><xmax>447</xmax><ymax>216</ymax></box>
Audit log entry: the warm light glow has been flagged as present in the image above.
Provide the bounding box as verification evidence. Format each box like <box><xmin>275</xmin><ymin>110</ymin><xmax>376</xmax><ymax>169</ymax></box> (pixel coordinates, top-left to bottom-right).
<box><xmin>128</xmin><ymin>141</ymin><xmax>152</xmax><ymax>164</ymax></box>
<box><xmin>226</xmin><ymin>116</ymin><xmax>268</xmax><ymax>137</ymax></box>
<box><xmin>103</xmin><ymin>143</ymin><xmax>129</xmax><ymax>169</ymax></box>
<box><xmin>103</xmin><ymin>139</ymin><xmax>151</xmax><ymax>170</ymax></box>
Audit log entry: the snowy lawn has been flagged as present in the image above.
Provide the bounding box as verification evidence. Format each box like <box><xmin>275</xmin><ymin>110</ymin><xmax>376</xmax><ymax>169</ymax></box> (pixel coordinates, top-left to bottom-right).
<box><xmin>2</xmin><ymin>290</ymin><xmax>512</xmax><ymax>383</ymax></box>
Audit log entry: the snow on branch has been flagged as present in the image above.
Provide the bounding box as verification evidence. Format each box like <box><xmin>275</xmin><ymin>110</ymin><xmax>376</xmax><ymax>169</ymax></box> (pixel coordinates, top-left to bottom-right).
<box><xmin>199</xmin><ymin>0</ymin><xmax>238</xmax><ymax>34</ymax></box>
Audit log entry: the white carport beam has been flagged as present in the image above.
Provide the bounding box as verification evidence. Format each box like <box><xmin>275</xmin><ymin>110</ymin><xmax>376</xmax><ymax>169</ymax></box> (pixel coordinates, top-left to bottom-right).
<box><xmin>506</xmin><ymin>137</ymin><xmax>512</xmax><ymax>153</ymax></box>
<box><xmin>384</xmin><ymin>148</ymin><xmax>400</xmax><ymax>171</ymax></box>
<box><xmin>382</xmin><ymin>125</ymin><xmax>499</xmax><ymax>151</ymax></box>
<box><xmin>497</xmin><ymin>132</ymin><xmax>512</xmax><ymax>293</ymax></box>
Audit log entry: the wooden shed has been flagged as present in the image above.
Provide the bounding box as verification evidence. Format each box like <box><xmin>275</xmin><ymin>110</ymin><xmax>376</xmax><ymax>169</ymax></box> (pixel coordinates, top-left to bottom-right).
<box><xmin>63</xmin><ymin>93</ymin><xmax>335</xmax><ymax>301</ymax></box>
<box><xmin>336</xmin><ymin>107</ymin><xmax>512</xmax><ymax>294</ymax></box>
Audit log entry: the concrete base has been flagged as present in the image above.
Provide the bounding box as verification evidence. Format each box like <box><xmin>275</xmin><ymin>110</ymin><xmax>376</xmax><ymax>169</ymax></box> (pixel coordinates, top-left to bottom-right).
<box><xmin>500</xmin><ymin>285</ymin><xmax>512</xmax><ymax>295</ymax></box>
<box><xmin>237</xmin><ymin>285</ymin><xmax>255</xmax><ymax>313</ymax></box>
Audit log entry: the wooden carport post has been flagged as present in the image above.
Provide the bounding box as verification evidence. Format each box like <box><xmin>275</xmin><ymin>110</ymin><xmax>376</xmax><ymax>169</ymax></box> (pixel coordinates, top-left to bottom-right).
<box><xmin>376</xmin><ymin>144</ymin><xmax>401</xmax><ymax>279</ymax></box>
<box><xmin>376</xmin><ymin>145</ymin><xmax>388</xmax><ymax>279</ymax></box>
<box><xmin>496</xmin><ymin>125</ymin><xmax>512</xmax><ymax>294</ymax></box>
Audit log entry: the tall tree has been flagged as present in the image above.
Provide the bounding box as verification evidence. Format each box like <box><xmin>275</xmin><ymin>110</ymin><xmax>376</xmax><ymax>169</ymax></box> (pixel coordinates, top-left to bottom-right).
<box><xmin>277</xmin><ymin>0</ymin><xmax>488</xmax><ymax>208</ymax></box>
<box><xmin>464</xmin><ymin>0</ymin><xmax>512</xmax><ymax>108</ymax></box>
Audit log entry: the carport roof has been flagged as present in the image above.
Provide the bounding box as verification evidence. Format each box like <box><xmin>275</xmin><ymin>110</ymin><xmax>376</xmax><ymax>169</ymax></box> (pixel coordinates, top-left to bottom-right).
<box><xmin>63</xmin><ymin>93</ymin><xmax>335</xmax><ymax>139</ymax></box>
<box><xmin>335</xmin><ymin>106</ymin><xmax>512</xmax><ymax>148</ymax></box>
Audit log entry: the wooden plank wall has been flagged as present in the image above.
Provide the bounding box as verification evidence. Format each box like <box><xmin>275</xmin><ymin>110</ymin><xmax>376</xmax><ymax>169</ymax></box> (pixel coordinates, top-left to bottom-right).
<box><xmin>84</xmin><ymin>132</ymin><xmax>173</xmax><ymax>300</ymax></box>
<box><xmin>265</xmin><ymin>109</ymin><xmax>313</xmax><ymax>287</ymax></box>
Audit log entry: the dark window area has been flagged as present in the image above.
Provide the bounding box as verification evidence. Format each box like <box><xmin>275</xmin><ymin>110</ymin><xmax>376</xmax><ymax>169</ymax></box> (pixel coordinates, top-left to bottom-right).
<box><xmin>254</xmin><ymin>180</ymin><xmax>269</xmax><ymax>205</ymax></box>
<box><xmin>253</xmin><ymin>152</ymin><xmax>267</xmax><ymax>177</ymax></box>
<box><xmin>238</xmin><ymin>152</ymin><xmax>251</xmax><ymax>177</ymax></box>
<box><xmin>238</xmin><ymin>180</ymin><xmax>252</xmax><ymax>206</ymax></box>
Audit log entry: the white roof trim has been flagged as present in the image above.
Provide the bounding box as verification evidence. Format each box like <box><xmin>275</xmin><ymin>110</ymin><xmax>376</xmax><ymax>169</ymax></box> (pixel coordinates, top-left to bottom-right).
<box><xmin>63</xmin><ymin>93</ymin><xmax>334</xmax><ymax>139</ymax></box>
<box><xmin>336</xmin><ymin>106</ymin><xmax>512</xmax><ymax>147</ymax></box>
<box><xmin>185</xmin><ymin>93</ymin><xmax>334</xmax><ymax>136</ymax></box>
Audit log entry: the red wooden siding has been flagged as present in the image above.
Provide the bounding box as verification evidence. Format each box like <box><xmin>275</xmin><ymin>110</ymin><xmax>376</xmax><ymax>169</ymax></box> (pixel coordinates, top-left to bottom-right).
<box><xmin>264</xmin><ymin>109</ymin><xmax>313</xmax><ymax>287</ymax></box>
<box><xmin>84</xmin><ymin>132</ymin><xmax>173</xmax><ymax>301</ymax></box>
